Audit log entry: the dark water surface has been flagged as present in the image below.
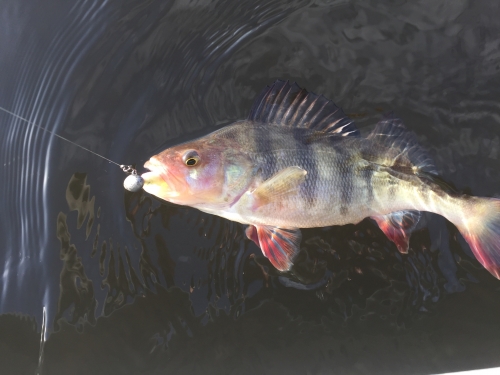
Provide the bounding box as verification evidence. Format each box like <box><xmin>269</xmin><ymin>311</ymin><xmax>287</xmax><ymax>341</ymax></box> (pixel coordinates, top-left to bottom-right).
<box><xmin>1</xmin><ymin>0</ymin><xmax>500</xmax><ymax>374</ymax></box>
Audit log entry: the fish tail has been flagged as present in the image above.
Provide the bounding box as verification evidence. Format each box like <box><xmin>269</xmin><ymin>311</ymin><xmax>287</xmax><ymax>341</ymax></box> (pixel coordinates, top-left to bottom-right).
<box><xmin>452</xmin><ymin>197</ymin><xmax>500</xmax><ymax>279</ymax></box>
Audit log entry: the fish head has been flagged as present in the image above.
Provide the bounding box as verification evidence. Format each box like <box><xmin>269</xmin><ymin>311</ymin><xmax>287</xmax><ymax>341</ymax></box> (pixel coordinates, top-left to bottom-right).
<box><xmin>142</xmin><ymin>136</ymin><xmax>255</xmax><ymax>207</ymax></box>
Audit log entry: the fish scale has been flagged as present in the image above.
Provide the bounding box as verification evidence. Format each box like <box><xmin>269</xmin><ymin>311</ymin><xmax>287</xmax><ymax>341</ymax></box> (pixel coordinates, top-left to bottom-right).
<box><xmin>141</xmin><ymin>80</ymin><xmax>500</xmax><ymax>279</ymax></box>
<box><xmin>227</xmin><ymin>125</ymin><xmax>373</xmax><ymax>227</ymax></box>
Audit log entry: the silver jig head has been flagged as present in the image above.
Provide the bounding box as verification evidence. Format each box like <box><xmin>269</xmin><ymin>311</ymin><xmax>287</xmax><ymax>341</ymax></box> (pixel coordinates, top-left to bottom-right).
<box><xmin>121</xmin><ymin>165</ymin><xmax>144</xmax><ymax>192</ymax></box>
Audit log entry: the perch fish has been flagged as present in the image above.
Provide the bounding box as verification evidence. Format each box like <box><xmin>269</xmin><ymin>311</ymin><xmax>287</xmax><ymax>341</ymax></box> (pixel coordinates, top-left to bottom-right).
<box><xmin>141</xmin><ymin>80</ymin><xmax>500</xmax><ymax>279</ymax></box>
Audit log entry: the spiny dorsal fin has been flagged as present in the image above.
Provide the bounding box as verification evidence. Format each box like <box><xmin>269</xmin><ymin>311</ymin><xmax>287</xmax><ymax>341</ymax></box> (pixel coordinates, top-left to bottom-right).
<box><xmin>367</xmin><ymin>113</ymin><xmax>438</xmax><ymax>175</ymax></box>
<box><xmin>248</xmin><ymin>80</ymin><xmax>359</xmax><ymax>136</ymax></box>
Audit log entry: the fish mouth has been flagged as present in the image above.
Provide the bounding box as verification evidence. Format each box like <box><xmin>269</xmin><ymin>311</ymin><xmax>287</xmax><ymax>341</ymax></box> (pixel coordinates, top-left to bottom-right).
<box><xmin>143</xmin><ymin>157</ymin><xmax>162</xmax><ymax>172</ymax></box>
<box><xmin>141</xmin><ymin>158</ymin><xmax>179</xmax><ymax>198</ymax></box>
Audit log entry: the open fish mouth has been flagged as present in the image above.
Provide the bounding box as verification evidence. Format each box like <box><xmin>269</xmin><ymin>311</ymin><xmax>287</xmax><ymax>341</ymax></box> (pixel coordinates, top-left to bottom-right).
<box><xmin>141</xmin><ymin>159</ymin><xmax>178</xmax><ymax>198</ymax></box>
<box><xmin>143</xmin><ymin>157</ymin><xmax>163</xmax><ymax>172</ymax></box>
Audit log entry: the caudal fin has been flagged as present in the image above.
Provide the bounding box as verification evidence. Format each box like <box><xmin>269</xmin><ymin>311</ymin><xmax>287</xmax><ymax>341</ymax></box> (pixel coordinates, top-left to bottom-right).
<box><xmin>457</xmin><ymin>198</ymin><xmax>500</xmax><ymax>279</ymax></box>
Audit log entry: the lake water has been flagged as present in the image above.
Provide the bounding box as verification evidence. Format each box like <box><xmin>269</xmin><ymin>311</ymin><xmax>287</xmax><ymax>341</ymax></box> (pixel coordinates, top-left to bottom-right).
<box><xmin>1</xmin><ymin>0</ymin><xmax>500</xmax><ymax>374</ymax></box>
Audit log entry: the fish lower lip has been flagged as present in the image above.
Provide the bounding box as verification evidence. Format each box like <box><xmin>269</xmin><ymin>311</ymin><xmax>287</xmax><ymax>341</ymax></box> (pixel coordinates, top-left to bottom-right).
<box><xmin>141</xmin><ymin>171</ymin><xmax>159</xmax><ymax>181</ymax></box>
<box><xmin>141</xmin><ymin>171</ymin><xmax>176</xmax><ymax>197</ymax></box>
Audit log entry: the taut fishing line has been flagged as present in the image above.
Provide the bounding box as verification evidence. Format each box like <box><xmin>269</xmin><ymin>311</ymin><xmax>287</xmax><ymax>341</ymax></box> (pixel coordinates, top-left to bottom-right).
<box><xmin>0</xmin><ymin>105</ymin><xmax>145</xmax><ymax>192</ymax></box>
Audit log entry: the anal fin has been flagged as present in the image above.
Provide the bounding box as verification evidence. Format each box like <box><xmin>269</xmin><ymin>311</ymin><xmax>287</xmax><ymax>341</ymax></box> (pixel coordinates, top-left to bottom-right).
<box><xmin>246</xmin><ymin>225</ymin><xmax>301</xmax><ymax>271</ymax></box>
<box><xmin>372</xmin><ymin>210</ymin><xmax>421</xmax><ymax>253</ymax></box>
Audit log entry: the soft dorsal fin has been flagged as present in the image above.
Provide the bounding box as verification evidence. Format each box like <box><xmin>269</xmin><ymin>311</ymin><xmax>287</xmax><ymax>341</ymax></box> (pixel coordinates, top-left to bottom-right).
<box><xmin>248</xmin><ymin>80</ymin><xmax>359</xmax><ymax>136</ymax></box>
<box><xmin>367</xmin><ymin>113</ymin><xmax>438</xmax><ymax>175</ymax></box>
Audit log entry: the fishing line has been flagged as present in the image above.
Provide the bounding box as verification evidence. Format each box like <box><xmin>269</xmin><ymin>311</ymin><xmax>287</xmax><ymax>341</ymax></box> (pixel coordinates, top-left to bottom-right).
<box><xmin>0</xmin><ymin>105</ymin><xmax>145</xmax><ymax>191</ymax></box>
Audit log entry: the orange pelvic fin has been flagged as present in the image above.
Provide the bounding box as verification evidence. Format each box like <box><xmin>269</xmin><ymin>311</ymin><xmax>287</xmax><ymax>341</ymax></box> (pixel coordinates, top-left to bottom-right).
<box><xmin>246</xmin><ymin>225</ymin><xmax>301</xmax><ymax>271</ymax></box>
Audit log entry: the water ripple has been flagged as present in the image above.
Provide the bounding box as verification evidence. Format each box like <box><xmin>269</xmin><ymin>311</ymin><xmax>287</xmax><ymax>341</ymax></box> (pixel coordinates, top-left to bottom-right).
<box><xmin>0</xmin><ymin>0</ymin><xmax>113</xmax><ymax>329</ymax></box>
<box><xmin>1</xmin><ymin>3</ymin><xmax>500</xmax><ymax>371</ymax></box>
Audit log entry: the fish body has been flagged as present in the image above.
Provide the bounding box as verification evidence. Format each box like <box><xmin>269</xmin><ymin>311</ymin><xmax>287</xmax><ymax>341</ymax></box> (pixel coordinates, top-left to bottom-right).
<box><xmin>142</xmin><ymin>80</ymin><xmax>500</xmax><ymax>278</ymax></box>
<box><xmin>185</xmin><ymin>122</ymin><xmax>415</xmax><ymax>227</ymax></box>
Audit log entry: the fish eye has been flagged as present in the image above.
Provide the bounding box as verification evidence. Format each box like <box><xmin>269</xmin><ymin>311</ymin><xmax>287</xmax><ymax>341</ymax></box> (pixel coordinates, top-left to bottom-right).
<box><xmin>183</xmin><ymin>150</ymin><xmax>200</xmax><ymax>167</ymax></box>
<box><xmin>186</xmin><ymin>158</ymin><xmax>198</xmax><ymax>166</ymax></box>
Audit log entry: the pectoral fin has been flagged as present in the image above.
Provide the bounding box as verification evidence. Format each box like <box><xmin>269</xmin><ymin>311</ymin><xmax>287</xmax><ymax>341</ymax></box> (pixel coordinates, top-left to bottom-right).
<box><xmin>251</xmin><ymin>166</ymin><xmax>307</xmax><ymax>208</ymax></box>
<box><xmin>246</xmin><ymin>225</ymin><xmax>301</xmax><ymax>271</ymax></box>
<box><xmin>372</xmin><ymin>210</ymin><xmax>421</xmax><ymax>253</ymax></box>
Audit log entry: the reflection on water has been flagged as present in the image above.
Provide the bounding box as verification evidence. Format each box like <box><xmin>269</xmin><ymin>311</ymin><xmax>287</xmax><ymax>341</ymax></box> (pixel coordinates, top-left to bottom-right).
<box><xmin>1</xmin><ymin>0</ymin><xmax>500</xmax><ymax>373</ymax></box>
<box><xmin>41</xmin><ymin>169</ymin><xmax>500</xmax><ymax>373</ymax></box>
<box><xmin>55</xmin><ymin>173</ymin><xmax>97</xmax><ymax>328</ymax></box>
